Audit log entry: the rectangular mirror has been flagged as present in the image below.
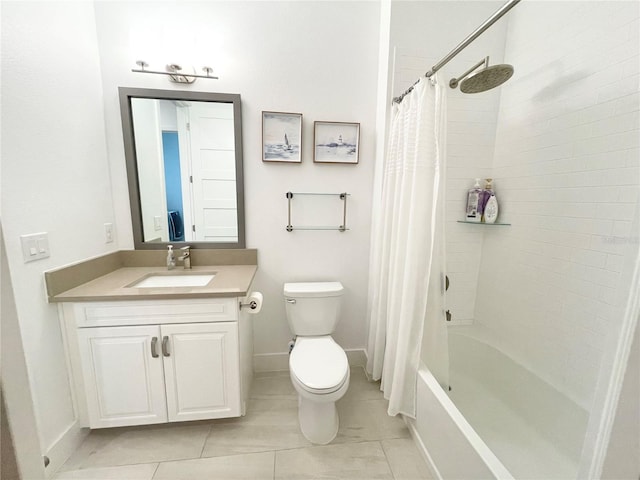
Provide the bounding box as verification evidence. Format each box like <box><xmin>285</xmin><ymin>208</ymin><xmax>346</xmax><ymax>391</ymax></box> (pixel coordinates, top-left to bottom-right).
<box><xmin>119</xmin><ymin>87</ymin><xmax>245</xmax><ymax>249</ymax></box>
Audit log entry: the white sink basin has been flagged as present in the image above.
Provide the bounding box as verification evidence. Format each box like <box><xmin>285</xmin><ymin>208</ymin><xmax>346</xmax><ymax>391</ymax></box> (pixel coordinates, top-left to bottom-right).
<box><xmin>129</xmin><ymin>273</ymin><xmax>216</xmax><ymax>288</ymax></box>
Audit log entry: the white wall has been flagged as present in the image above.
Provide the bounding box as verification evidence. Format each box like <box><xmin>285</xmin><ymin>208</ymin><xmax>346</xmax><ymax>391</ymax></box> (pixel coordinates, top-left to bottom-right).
<box><xmin>0</xmin><ymin>0</ymin><xmax>114</xmax><ymax>471</ymax></box>
<box><xmin>1</xmin><ymin>230</ymin><xmax>45</xmax><ymax>480</ymax></box>
<box><xmin>159</xmin><ymin>101</ymin><xmax>178</xmax><ymax>131</ymax></box>
<box><xmin>93</xmin><ymin>1</ymin><xmax>381</xmax><ymax>363</ymax></box>
<box><xmin>474</xmin><ymin>0</ymin><xmax>639</xmax><ymax>409</ymax></box>
<box><xmin>130</xmin><ymin>99</ymin><xmax>169</xmax><ymax>242</ymax></box>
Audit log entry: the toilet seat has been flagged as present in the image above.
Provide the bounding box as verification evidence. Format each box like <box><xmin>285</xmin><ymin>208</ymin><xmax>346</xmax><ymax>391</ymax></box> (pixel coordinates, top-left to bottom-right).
<box><xmin>290</xmin><ymin>336</ymin><xmax>349</xmax><ymax>394</ymax></box>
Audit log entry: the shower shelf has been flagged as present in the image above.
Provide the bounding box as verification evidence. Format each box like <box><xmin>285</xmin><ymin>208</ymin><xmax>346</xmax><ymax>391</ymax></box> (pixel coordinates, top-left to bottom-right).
<box><xmin>457</xmin><ymin>220</ymin><xmax>511</xmax><ymax>226</ymax></box>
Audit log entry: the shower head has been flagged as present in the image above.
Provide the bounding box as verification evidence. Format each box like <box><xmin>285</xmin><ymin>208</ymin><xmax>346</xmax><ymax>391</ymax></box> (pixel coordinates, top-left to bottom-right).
<box><xmin>450</xmin><ymin>56</ymin><xmax>514</xmax><ymax>93</ymax></box>
<box><xmin>461</xmin><ymin>64</ymin><xmax>514</xmax><ymax>93</ymax></box>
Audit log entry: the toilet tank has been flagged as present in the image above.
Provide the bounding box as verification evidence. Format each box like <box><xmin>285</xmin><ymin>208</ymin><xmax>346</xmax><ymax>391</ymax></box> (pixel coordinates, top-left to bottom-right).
<box><xmin>283</xmin><ymin>282</ymin><xmax>344</xmax><ymax>336</ymax></box>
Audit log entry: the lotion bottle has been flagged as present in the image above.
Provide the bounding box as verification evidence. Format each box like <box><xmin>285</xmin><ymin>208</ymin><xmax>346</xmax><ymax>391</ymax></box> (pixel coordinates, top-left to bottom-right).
<box><xmin>484</xmin><ymin>195</ymin><xmax>499</xmax><ymax>223</ymax></box>
<box><xmin>167</xmin><ymin>245</ymin><xmax>176</xmax><ymax>270</ymax></box>
<box><xmin>479</xmin><ymin>178</ymin><xmax>494</xmax><ymax>220</ymax></box>
<box><xmin>466</xmin><ymin>178</ymin><xmax>482</xmax><ymax>222</ymax></box>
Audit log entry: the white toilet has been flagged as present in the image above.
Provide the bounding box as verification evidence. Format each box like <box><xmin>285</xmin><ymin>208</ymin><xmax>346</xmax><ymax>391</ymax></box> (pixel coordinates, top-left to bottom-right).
<box><xmin>284</xmin><ymin>281</ymin><xmax>350</xmax><ymax>444</ymax></box>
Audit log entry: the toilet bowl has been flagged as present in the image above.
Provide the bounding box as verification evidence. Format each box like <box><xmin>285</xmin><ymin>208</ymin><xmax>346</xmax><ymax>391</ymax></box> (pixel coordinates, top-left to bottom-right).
<box><xmin>283</xmin><ymin>281</ymin><xmax>349</xmax><ymax>444</ymax></box>
<box><xmin>289</xmin><ymin>336</ymin><xmax>350</xmax><ymax>444</ymax></box>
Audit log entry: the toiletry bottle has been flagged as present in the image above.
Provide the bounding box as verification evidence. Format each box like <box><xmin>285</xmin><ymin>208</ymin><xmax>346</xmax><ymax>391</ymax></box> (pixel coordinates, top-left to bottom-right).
<box><xmin>479</xmin><ymin>178</ymin><xmax>494</xmax><ymax>221</ymax></box>
<box><xmin>167</xmin><ymin>245</ymin><xmax>176</xmax><ymax>270</ymax></box>
<box><xmin>484</xmin><ymin>194</ymin><xmax>499</xmax><ymax>224</ymax></box>
<box><xmin>466</xmin><ymin>178</ymin><xmax>482</xmax><ymax>222</ymax></box>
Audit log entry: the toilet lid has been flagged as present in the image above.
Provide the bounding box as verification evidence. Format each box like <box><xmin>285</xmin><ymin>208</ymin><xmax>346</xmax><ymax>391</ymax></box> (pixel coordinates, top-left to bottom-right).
<box><xmin>290</xmin><ymin>337</ymin><xmax>348</xmax><ymax>391</ymax></box>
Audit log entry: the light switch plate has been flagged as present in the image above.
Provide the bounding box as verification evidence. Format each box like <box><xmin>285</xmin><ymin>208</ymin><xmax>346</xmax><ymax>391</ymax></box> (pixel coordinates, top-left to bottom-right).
<box><xmin>104</xmin><ymin>223</ymin><xmax>114</xmax><ymax>243</ymax></box>
<box><xmin>20</xmin><ymin>232</ymin><xmax>50</xmax><ymax>263</ymax></box>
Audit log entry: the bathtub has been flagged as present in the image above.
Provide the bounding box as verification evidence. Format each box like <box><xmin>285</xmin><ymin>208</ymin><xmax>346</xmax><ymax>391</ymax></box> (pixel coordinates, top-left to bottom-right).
<box><xmin>407</xmin><ymin>327</ymin><xmax>589</xmax><ymax>479</ymax></box>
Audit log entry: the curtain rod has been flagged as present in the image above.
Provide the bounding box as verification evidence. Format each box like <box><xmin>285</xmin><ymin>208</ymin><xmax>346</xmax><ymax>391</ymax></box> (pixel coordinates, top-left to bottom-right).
<box><xmin>392</xmin><ymin>0</ymin><xmax>521</xmax><ymax>104</ymax></box>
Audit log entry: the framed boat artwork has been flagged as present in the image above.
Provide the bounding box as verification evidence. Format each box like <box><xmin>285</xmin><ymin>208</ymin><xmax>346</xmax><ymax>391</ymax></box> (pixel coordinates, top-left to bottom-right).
<box><xmin>262</xmin><ymin>111</ymin><xmax>303</xmax><ymax>163</ymax></box>
<box><xmin>313</xmin><ymin>121</ymin><xmax>359</xmax><ymax>164</ymax></box>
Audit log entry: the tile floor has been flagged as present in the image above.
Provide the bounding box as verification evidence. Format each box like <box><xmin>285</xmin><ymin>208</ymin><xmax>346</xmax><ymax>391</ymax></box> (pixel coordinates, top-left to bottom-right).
<box><xmin>56</xmin><ymin>367</ymin><xmax>432</xmax><ymax>480</ymax></box>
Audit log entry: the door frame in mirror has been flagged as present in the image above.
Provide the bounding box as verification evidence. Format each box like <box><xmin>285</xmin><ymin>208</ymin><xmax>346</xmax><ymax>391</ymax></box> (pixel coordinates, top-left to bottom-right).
<box><xmin>119</xmin><ymin>87</ymin><xmax>245</xmax><ymax>249</ymax></box>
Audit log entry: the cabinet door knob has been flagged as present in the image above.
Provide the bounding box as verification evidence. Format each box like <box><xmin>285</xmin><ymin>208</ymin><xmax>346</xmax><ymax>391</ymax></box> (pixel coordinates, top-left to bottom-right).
<box><xmin>162</xmin><ymin>336</ymin><xmax>170</xmax><ymax>357</ymax></box>
<box><xmin>151</xmin><ymin>337</ymin><xmax>159</xmax><ymax>358</ymax></box>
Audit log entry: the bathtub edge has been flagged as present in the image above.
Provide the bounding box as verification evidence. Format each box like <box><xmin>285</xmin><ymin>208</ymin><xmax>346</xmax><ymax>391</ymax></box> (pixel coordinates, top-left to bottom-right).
<box><xmin>414</xmin><ymin>365</ymin><xmax>514</xmax><ymax>480</ymax></box>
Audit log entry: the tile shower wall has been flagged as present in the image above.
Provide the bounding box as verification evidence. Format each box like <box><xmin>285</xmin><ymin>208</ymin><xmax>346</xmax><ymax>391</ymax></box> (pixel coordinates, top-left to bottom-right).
<box><xmin>390</xmin><ymin>1</ymin><xmax>508</xmax><ymax>324</ymax></box>
<box><xmin>474</xmin><ymin>1</ymin><xmax>639</xmax><ymax>409</ymax></box>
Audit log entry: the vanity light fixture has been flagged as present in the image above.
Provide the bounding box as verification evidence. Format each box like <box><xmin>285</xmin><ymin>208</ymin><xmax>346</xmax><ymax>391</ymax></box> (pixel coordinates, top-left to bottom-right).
<box><xmin>132</xmin><ymin>60</ymin><xmax>219</xmax><ymax>84</ymax></box>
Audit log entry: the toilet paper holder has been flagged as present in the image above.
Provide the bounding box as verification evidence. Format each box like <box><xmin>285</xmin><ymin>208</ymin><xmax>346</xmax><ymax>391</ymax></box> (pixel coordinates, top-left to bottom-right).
<box><xmin>239</xmin><ymin>292</ymin><xmax>263</xmax><ymax>312</ymax></box>
<box><xmin>239</xmin><ymin>300</ymin><xmax>258</xmax><ymax>310</ymax></box>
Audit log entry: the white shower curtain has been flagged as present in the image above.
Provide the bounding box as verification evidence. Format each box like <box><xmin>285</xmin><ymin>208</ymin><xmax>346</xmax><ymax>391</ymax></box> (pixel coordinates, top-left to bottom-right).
<box><xmin>366</xmin><ymin>76</ymin><xmax>447</xmax><ymax>418</ymax></box>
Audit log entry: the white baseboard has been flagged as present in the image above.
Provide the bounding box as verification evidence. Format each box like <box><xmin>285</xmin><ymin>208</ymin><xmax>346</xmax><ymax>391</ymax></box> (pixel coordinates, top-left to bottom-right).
<box><xmin>44</xmin><ymin>420</ymin><xmax>88</xmax><ymax>478</ymax></box>
<box><xmin>253</xmin><ymin>348</ymin><xmax>367</xmax><ymax>373</ymax></box>
<box><xmin>253</xmin><ymin>352</ymin><xmax>289</xmax><ymax>372</ymax></box>
<box><xmin>346</xmin><ymin>348</ymin><xmax>367</xmax><ymax>368</ymax></box>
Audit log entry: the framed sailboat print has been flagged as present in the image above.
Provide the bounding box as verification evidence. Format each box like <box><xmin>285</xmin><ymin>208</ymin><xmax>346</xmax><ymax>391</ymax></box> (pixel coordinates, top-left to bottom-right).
<box><xmin>262</xmin><ymin>111</ymin><xmax>303</xmax><ymax>163</ymax></box>
<box><xmin>313</xmin><ymin>121</ymin><xmax>359</xmax><ymax>164</ymax></box>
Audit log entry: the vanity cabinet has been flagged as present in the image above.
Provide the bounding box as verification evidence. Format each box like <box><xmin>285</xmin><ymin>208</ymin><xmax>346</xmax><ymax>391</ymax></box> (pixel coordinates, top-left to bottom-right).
<box><xmin>60</xmin><ymin>298</ymin><xmax>252</xmax><ymax>429</ymax></box>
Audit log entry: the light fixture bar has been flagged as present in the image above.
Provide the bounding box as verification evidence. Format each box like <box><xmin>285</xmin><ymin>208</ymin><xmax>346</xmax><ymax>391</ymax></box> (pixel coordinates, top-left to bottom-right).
<box><xmin>132</xmin><ymin>61</ymin><xmax>219</xmax><ymax>83</ymax></box>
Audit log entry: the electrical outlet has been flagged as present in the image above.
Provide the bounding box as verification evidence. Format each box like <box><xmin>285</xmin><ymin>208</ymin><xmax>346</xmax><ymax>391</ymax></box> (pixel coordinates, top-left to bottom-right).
<box><xmin>154</xmin><ymin>216</ymin><xmax>162</xmax><ymax>231</ymax></box>
<box><xmin>104</xmin><ymin>223</ymin><xmax>114</xmax><ymax>243</ymax></box>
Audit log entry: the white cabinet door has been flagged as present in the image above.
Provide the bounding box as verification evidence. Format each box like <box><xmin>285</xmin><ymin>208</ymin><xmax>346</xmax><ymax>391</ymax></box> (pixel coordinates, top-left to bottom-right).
<box><xmin>77</xmin><ymin>325</ymin><xmax>168</xmax><ymax>428</ymax></box>
<box><xmin>161</xmin><ymin>322</ymin><xmax>241</xmax><ymax>422</ymax></box>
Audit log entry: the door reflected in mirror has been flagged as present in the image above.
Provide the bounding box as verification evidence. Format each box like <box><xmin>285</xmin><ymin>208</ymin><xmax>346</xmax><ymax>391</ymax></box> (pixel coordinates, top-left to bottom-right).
<box><xmin>119</xmin><ymin>88</ymin><xmax>244</xmax><ymax>249</ymax></box>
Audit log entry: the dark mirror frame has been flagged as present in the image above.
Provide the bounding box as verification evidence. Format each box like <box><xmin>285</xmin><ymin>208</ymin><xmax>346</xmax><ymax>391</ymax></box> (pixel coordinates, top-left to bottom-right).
<box><xmin>118</xmin><ymin>87</ymin><xmax>245</xmax><ymax>250</ymax></box>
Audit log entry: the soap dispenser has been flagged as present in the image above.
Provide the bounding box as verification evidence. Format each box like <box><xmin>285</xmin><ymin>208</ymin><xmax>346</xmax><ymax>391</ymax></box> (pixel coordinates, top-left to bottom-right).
<box><xmin>167</xmin><ymin>245</ymin><xmax>176</xmax><ymax>270</ymax></box>
<box><xmin>466</xmin><ymin>178</ymin><xmax>482</xmax><ymax>222</ymax></box>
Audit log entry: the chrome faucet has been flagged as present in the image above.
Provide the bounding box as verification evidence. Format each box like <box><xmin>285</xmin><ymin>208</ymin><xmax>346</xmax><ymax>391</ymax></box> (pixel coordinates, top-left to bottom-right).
<box><xmin>178</xmin><ymin>246</ymin><xmax>191</xmax><ymax>269</ymax></box>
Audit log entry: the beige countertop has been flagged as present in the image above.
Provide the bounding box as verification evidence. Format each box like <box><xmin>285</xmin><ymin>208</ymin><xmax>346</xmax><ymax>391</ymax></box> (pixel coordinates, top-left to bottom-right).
<box><xmin>50</xmin><ymin>265</ymin><xmax>257</xmax><ymax>302</ymax></box>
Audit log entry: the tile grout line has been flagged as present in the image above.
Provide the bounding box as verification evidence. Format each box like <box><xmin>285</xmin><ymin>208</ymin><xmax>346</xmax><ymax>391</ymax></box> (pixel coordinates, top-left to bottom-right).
<box><xmin>379</xmin><ymin>440</ymin><xmax>398</xmax><ymax>480</ymax></box>
<box><xmin>198</xmin><ymin>425</ymin><xmax>214</xmax><ymax>458</ymax></box>
<box><xmin>195</xmin><ymin>437</ymin><xmax>407</xmax><ymax>462</ymax></box>
<box><xmin>272</xmin><ymin>449</ymin><xmax>277</xmax><ymax>480</ymax></box>
<box><xmin>149</xmin><ymin>450</ymin><xmax>277</xmax><ymax>480</ymax></box>
<box><xmin>150</xmin><ymin>462</ymin><xmax>161</xmax><ymax>480</ymax></box>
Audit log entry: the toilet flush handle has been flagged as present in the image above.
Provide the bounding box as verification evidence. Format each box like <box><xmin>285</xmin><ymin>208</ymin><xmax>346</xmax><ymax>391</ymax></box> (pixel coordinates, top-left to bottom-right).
<box><xmin>286</xmin><ymin>298</ymin><xmax>296</xmax><ymax>304</ymax></box>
